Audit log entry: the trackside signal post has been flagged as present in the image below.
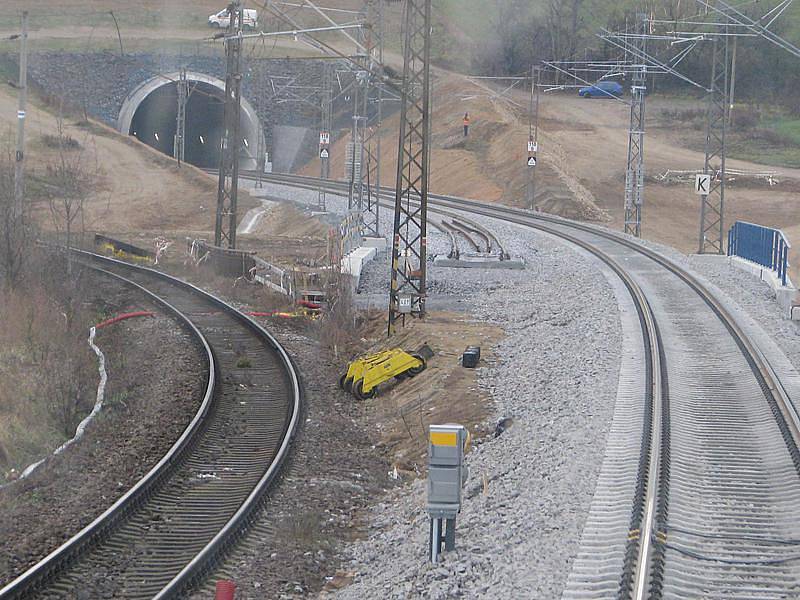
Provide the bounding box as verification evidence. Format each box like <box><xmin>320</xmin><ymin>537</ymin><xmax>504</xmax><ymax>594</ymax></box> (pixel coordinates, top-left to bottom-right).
<box><xmin>427</xmin><ymin>424</ymin><xmax>468</xmax><ymax>563</ymax></box>
<box><xmin>526</xmin><ymin>65</ymin><xmax>540</xmax><ymax>210</ymax></box>
<box><xmin>318</xmin><ymin>64</ymin><xmax>333</xmax><ymax>211</ymax></box>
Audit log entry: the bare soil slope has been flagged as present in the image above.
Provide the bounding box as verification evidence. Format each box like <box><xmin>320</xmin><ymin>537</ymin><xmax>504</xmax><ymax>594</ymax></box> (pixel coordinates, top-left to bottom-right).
<box><xmin>540</xmin><ymin>93</ymin><xmax>800</xmax><ymax>262</ymax></box>
<box><xmin>304</xmin><ymin>69</ymin><xmax>800</xmax><ymax>279</ymax></box>
<box><xmin>0</xmin><ymin>83</ymin><xmax>330</xmax><ymax>265</ymax></box>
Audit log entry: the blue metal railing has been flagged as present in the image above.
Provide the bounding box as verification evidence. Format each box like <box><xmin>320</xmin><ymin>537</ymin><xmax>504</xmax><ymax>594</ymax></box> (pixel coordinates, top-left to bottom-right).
<box><xmin>727</xmin><ymin>221</ymin><xmax>791</xmax><ymax>286</ymax></box>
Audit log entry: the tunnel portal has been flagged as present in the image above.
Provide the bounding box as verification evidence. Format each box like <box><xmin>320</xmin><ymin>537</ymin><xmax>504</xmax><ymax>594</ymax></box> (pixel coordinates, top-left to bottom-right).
<box><xmin>118</xmin><ymin>73</ymin><xmax>261</xmax><ymax>170</ymax></box>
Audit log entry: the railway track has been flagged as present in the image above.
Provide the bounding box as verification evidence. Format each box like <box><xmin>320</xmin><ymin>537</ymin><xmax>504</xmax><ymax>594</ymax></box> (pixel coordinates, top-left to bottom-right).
<box><xmin>211</xmin><ymin>168</ymin><xmax>508</xmax><ymax>259</ymax></box>
<box><xmin>0</xmin><ymin>251</ymin><xmax>301</xmax><ymax>599</ymax></box>
<box><xmin>250</xmin><ymin>171</ymin><xmax>800</xmax><ymax>597</ymax></box>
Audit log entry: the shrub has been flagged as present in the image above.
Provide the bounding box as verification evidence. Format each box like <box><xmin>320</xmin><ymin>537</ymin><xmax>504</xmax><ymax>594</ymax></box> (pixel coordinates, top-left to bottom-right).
<box><xmin>731</xmin><ymin>105</ymin><xmax>761</xmax><ymax>129</ymax></box>
<box><xmin>40</xmin><ymin>133</ymin><xmax>81</xmax><ymax>151</ymax></box>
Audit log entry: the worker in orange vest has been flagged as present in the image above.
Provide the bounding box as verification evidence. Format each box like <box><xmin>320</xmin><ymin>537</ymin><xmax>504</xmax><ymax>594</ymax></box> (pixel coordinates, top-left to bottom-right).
<box><xmin>463</xmin><ymin>112</ymin><xmax>470</xmax><ymax>137</ymax></box>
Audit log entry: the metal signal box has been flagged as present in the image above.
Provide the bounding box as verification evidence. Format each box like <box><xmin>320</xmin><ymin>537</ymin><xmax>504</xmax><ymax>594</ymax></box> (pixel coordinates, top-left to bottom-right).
<box><xmin>427</xmin><ymin>424</ymin><xmax>468</xmax><ymax>519</ymax></box>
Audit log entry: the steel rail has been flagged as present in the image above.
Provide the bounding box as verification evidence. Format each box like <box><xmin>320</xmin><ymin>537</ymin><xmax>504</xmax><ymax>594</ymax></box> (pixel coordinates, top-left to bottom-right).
<box><xmin>0</xmin><ymin>250</ymin><xmax>302</xmax><ymax>599</ymax></box>
<box><xmin>251</xmin><ymin>170</ymin><xmax>800</xmax><ymax>597</ymax></box>
<box><xmin>221</xmin><ymin>169</ymin><xmax>508</xmax><ymax>257</ymax></box>
<box><xmin>431</xmin><ymin>218</ymin><xmax>461</xmax><ymax>259</ymax></box>
<box><xmin>450</xmin><ymin>218</ymin><xmax>492</xmax><ymax>253</ymax></box>
<box><xmin>443</xmin><ymin>219</ymin><xmax>481</xmax><ymax>252</ymax></box>
<box><xmin>0</xmin><ymin>261</ymin><xmax>216</xmax><ymax>600</ymax></box>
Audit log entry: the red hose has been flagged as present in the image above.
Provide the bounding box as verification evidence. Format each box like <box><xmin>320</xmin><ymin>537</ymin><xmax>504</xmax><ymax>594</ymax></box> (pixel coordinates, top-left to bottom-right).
<box><xmin>95</xmin><ymin>311</ymin><xmax>155</xmax><ymax>329</ymax></box>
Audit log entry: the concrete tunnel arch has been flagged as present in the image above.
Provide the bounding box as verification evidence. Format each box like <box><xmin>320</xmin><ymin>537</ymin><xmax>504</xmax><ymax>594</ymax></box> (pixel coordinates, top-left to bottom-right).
<box><xmin>117</xmin><ymin>71</ymin><xmax>262</xmax><ymax>170</ymax></box>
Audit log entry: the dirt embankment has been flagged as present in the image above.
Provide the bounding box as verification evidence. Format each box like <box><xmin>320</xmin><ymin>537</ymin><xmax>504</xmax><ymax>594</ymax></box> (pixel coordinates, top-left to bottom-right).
<box><xmin>302</xmin><ymin>67</ymin><xmax>800</xmax><ymax>281</ymax></box>
<box><xmin>301</xmin><ymin>72</ymin><xmax>608</xmax><ymax>222</ymax></box>
<box><xmin>0</xmin><ymin>79</ymin><xmax>332</xmax><ymax>271</ymax></box>
<box><xmin>342</xmin><ymin>311</ymin><xmax>503</xmax><ymax>477</ymax></box>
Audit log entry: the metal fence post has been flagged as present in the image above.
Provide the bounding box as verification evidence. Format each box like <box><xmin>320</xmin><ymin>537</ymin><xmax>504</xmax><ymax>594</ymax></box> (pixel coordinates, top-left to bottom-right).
<box><xmin>781</xmin><ymin>242</ymin><xmax>788</xmax><ymax>286</ymax></box>
<box><xmin>728</xmin><ymin>220</ymin><xmax>791</xmax><ymax>286</ymax></box>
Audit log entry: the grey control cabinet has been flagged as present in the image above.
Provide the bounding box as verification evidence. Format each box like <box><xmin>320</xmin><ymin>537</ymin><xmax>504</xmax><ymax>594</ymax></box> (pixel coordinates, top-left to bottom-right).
<box><xmin>427</xmin><ymin>424</ymin><xmax>468</xmax><ymax>561</ymax></box>
<box><xmin>427</xmin><ymin>424</ymin><xmax>467</xmax><ymax>518</ymax></box>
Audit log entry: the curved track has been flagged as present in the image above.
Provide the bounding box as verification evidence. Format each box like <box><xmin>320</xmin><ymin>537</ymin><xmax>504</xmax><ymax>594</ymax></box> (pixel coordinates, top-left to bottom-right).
<box><xmin>0</xmin><ymin>252</ymin><xmax>301</xmax><ymax>600</ymax></box>
<box><xmin>252</xmin><ymin>171</ymin><xmax>800</xmax><ymax>598</ymax></box>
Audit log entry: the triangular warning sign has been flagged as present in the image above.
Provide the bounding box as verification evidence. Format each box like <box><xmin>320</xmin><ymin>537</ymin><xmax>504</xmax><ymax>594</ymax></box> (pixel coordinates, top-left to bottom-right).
<box><xmin>320</xmin><ymin>148</ymin><xmax>330</xmax><ymax>159</ymax></box>
<box><xmin>527</xmin><ymin>156</ymin><xmax>536</xmax><ymax>166</ymax></box>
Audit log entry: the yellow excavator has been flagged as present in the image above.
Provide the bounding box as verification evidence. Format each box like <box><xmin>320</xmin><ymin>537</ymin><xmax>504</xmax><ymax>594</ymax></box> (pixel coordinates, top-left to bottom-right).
<box><xmin>339</xmin><ymin>343</ymin><xmax>434</xmax><ymax>400</ymax></box>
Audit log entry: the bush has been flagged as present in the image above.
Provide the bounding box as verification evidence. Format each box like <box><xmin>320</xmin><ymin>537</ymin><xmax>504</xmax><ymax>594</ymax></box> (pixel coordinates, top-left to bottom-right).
<box><xmin>755</xmin><ymin>127</ymin><xmax>795</xmax><ymax>147</ymax></box>
<box><xmin>732</xmin><ymin>105</ymin><xmax>761</xmax><ymax>129</ymax></box>
<box><xmin>661</xmin><ymin>107</ymin><xmax>705</xmax><ymax>123</ymax></box>
<box><xmin>40</xmin><ymin>133</ymin><xmax>81</xmax><ymax>151</ymax></box>
<box><xmin>0</xmin><ymin>252</ymin><xmax>96</xmax><ymax>475</ymax></box>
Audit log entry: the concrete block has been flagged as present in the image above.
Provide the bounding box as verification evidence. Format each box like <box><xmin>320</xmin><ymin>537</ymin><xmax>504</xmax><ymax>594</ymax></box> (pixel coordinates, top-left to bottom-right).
<box><xmin>729</xmin><ymin>256</ymin><xmax>799</xmax><ymax>320</ymax></box>
<box><xmin>363</xmin><ymin>237</ymin><xmax>387</xmax><ymax>250</ymax></box>
<box><xmin>433</xmin><ymin>255</ymin><xmax>526</xmax><ymax>270</ymax></box>
<box><xmin>341</xmin><ymin>245</ymin><xmax>379</xmax><ymax>289</ymax></box>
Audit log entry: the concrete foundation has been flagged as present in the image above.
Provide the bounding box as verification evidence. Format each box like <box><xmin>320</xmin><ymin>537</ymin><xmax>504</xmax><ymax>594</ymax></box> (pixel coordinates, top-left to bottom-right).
<box><xmin>726</xmin><ymin>255</ymin><xmax>799</xmax><ymax>320</ymax></box>
<box><xmin>342</xmin><ymin>246</ymin><xmax>379</xmax><ymax>289</ymax></box>
<box><xmin>433</xmin><ymin>255</ymin><xmax>526</xmax><ymax>270</ymax></box>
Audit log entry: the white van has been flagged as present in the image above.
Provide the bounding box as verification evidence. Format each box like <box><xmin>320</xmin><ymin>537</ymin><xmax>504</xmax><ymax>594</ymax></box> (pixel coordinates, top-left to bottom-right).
<box><xmin>208</xmin><ymin>8</ymin><xmax>257</xmax><ymax>30</ymax></box>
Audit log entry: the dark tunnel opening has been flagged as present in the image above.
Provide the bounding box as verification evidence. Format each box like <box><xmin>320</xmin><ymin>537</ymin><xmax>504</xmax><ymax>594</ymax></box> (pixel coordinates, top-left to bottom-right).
<box><xmin>129</xmin><ymin>81</ymin><xmax>254</xmax><ymax>169</ymax></box>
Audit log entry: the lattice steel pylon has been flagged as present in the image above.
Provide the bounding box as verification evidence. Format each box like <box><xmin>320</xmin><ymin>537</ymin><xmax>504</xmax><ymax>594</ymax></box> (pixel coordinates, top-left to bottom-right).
<box><xmin>360</xmin><ymin>0</ymin><xmax>385</xmax><ymax>238</ymax></box>
<box><xmin>214</xmin><ymin>1</ymin><xmax>243</xmax><ymax>249</ymax></box>
<box><xmin>318</xmin><ymin>64</ymin><xmax>333</xmax><ymax>211</ymax></box>
<box><xmin>174</xmin><ymin>67</ymin><xmax>187</xmax><ymax>166</ymax></box>
<box><xmin>699</xmin><ymin>30</ymin><xmax>729</xmax><ymax>254</ymax></box>
<box><xmin>347</xmin><ymin>72</ymin><xmax>367</xmax><ymax>212</ymax></box>
<box><xmin>624</xmin><ymin>15</ymin><xmax>647</xmax><ymax>238</ymax></box>
<box><xmin>388</xmin><ymin>0</ymin><xmax>432</xmax><ymax>335</ymax></box>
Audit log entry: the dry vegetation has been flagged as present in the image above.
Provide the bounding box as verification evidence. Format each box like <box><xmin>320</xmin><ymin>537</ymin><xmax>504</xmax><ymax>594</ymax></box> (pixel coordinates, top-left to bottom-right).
<box><xmin>0</xmin><ymin>252</ymin><xmax>97</xmax><ymax>480</ymax></box>
<box><xmin>0</xmin><ymin>119</ymin><xmax>103</xmax><ymax>481</ymax></box>
<box><xmin>350</xmin><ymin>311</ymin><xmax>503</xmax><ymax>477</ymax></box>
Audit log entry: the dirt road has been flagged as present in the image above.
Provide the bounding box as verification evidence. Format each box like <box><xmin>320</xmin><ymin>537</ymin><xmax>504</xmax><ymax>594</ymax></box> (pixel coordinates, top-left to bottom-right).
<box><xmin>539</xmin><ymin>93</ymin><xmax>800</xmax><ymax>273</ymax></box>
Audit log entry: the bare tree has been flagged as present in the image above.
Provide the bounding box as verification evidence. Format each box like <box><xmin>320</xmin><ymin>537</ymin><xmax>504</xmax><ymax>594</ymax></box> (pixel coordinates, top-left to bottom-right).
<box><xmin>0</xmin><ymin>130</ymin><xmax>30</xmax><ymax>289</ymax></box>
<box><xmin>46</xmin><ymin>115</ymin><xmax>98</xmax><ymax>277</ymax></box>
<box><xmin>546</xmin><ymin>0</ymin><xmax>585</xmax><ymax>64</ymax></box>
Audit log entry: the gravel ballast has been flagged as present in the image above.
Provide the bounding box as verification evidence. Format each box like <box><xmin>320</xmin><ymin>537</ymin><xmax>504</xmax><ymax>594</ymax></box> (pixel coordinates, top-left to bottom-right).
<box><xmin>334</xmin><ymin>220</ymin><xmax>625</xmax><ymax>598</ymax></box>
<box><xmin>242</xmin><ymin>183</ymin><xmax>627</xmax><ymax>597</ymax></box>
<box><xmin>632</xmin><ymin>235</ymin><xmax>800</xmax><ymax>376</ymax></box>
<box><xmin>245</xmin><ymin>182</ymin><xmax>800</xmax><ymax>598</ymax></box>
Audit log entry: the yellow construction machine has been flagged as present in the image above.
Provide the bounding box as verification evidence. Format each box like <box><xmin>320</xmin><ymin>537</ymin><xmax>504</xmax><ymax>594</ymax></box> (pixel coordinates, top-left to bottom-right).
<box><xmin>339</xmin><ymin>343</ymin><xmax>434</xmax><ymax>400</ymax></box>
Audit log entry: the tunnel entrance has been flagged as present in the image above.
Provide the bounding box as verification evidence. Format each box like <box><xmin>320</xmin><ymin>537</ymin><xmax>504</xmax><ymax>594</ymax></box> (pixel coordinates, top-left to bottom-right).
<box><xmin>118</xmin><ymin>73</ymin><xmax>261</xmax><ymax>170</ymax></box>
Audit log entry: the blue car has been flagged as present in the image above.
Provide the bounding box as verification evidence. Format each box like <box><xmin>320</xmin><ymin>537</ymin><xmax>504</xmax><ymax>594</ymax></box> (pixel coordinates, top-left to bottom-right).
<box><xmin>578</xmin><ymin>80</ymin><xmax>623</xmax><ymax>98</ymax></box>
